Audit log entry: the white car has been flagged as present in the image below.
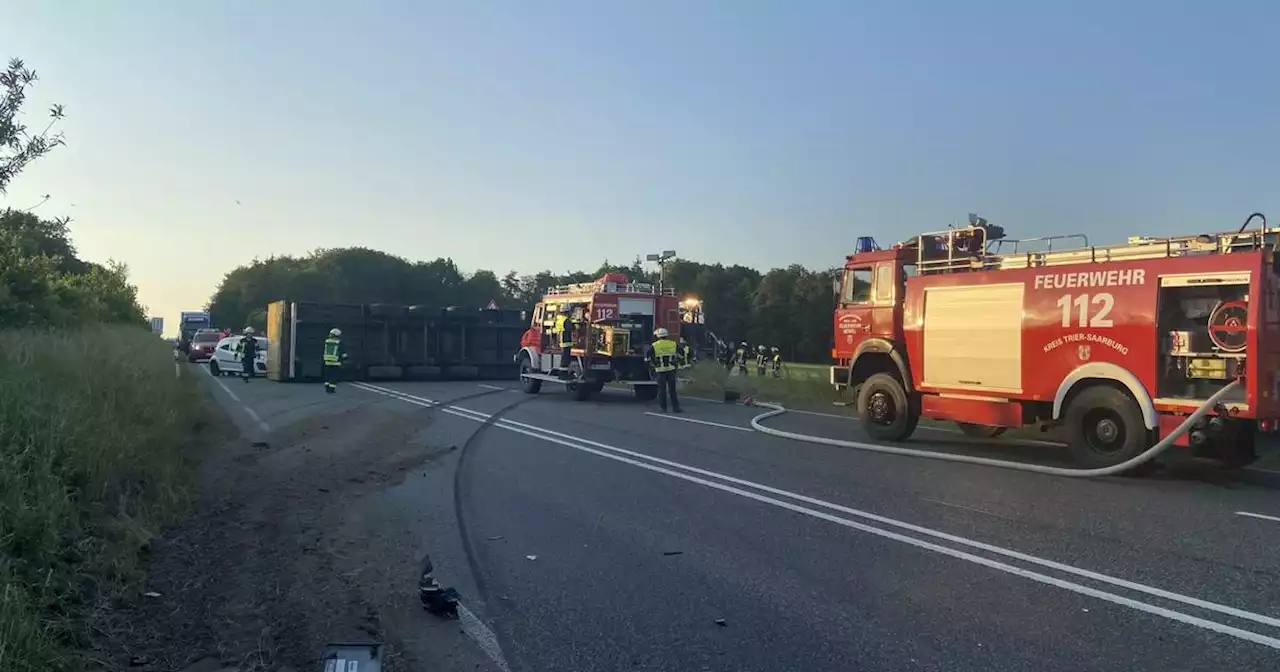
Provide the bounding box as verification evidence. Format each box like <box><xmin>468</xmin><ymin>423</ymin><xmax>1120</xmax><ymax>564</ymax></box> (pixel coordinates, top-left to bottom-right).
<box><xmin>208</xmin><ymin>335</ymin><xmax>269</xmax><ymax>377</ymax></box>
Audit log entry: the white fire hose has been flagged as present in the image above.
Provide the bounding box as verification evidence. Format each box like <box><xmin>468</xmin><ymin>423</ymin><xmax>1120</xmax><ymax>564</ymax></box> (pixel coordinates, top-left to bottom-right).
<box><xmin>748</xmin><ymin>380</ymin><xmax>1241</xmax><ymax>477</ymax></box>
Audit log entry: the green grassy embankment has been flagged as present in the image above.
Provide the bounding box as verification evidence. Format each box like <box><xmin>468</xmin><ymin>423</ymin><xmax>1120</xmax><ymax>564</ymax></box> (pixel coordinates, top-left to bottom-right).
<box><xmin>0</xmin><ymin>327</ymin><xmax>201</xmax><ymax>671</ymax></box>
<box><xmin>680</xmin><ymin>360</ymin><xmax>855</xmax><ymax>412</ymax></box>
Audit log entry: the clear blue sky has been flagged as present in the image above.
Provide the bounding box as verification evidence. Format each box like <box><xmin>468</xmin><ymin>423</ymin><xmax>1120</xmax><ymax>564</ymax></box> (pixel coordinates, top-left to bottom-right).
<box><xmin>2</xmin><ymin>0</ymin><xmax>1277</xmax><ymax>331</ymax></box>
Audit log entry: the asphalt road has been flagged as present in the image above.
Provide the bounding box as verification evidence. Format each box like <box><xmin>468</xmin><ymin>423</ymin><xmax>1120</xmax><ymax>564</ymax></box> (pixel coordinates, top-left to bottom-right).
<box><xmin>195</xmin><ymin>365</ymin><xmax>1280</xmax><ymax>672</ymax></box>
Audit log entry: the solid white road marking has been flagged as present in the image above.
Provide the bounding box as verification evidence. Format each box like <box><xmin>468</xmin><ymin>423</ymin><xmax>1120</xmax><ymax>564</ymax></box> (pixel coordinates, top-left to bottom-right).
<box><xmin>478</xmin><ymin>384</ymin><xmax>511</xmax><ymax>391</ymax></box>
<box><xmin>206</xmin><ymin>366</ymin><xmax>271</xmax><ymax>433</ymax></box>
<box><xmin>1235</xmin><ymin>511</ymin><xmax>1280</xmax><ymax>523</ymax></box>
<box><xmin>351</xmin><ymin>382</ymin><xmax>1280</xmax><ymax>647</ymax></box>
<box><xmin>643</xmin><ymin>412</ymin><xmax>754</xmax><ymax>432</ymax></box>
<box><xmin>457</xmin><ymin>604</ymin><xmax>510</xmax><ymax>671</ymax></box>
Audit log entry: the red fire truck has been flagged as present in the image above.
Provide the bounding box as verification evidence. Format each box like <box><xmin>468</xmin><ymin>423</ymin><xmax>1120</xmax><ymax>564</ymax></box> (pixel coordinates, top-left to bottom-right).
<box><xmin>831</xmin><ymin>213</ymin><xmax>1279</xmax><ymax>469</ymax></box>
<box><xmin>516</xmin><ymin>273</ymin><xmax>684</xmax><ymax>401</ymax></box>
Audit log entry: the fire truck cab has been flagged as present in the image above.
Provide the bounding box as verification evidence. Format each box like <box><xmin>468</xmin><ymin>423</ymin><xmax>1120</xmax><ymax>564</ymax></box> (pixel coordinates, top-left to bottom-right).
<box><xmin>515</xmin><ymin>273</ymin><xmax>684</xmax><ymax>401</ymax></box>
<box><xmin>832</xmin><ymin>213</ymin><xmax>1280</xmax><ymax>469</ymax></box>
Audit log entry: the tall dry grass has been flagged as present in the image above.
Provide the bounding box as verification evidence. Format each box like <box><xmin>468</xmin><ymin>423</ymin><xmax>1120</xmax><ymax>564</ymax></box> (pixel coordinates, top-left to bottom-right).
<box><xmin>0</xmin><ymin>326</ymin><xmax>199</xmax><ymax>671</ymax></box>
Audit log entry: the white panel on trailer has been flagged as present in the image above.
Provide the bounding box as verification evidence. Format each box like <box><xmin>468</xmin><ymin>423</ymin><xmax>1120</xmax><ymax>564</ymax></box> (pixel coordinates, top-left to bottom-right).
<box><xmin>617</xmin><ymin>298</ymin><xmax>655</xmax><ymax>315</ymax></box>
<box><xmin>922</xmin><ymin>283</ymin><xmax>1024</xmax><ymax>393</ymax></box>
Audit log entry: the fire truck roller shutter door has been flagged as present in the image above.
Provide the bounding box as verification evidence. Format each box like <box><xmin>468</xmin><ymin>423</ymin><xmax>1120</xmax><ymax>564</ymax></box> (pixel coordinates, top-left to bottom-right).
<box><xmin>922</xmin><ymin>283</ymin><xmax>1024</xmax><ymax>393</ymax></box>
<box><xmin>1052</xmin><ymin>362</ymin><xmax>1159</xmax><ymax>430</ymax></box>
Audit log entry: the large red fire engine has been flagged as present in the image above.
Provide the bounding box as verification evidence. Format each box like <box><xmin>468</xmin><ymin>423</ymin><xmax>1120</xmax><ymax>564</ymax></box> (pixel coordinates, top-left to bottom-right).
<box><xmin>516</xmin><ymin>273</ymin><xmax>684</xmax><ymax>401</ymax></box>
<box><xmin>831</xmin><ymin>213</ymin><xmax>1279</xmax><ymax>469</ymax></box>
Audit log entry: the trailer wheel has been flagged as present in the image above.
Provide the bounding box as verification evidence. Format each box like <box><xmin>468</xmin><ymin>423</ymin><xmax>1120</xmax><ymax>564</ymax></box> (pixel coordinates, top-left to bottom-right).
<box><xmin>857</xmin><ymin>373</ymin><xmax>919</xmax><ymax>442</ymax></box>
<box><xmin>1064</xmin><ymin>385</ymin><xmax>1151</xmax><ymax>469</ymax></box>
<box><xmin>634</xmin><ymin>385</ymin><xmax>658</xmax><ymax>401</ymax></box>
<box><xmin>568</xmin><ymin>362</ymin><xmax>592</xmax><ymax>401</ymax></box>
<box><xmin>519</xmin><ymin>354</ymin><xmax>541</xmax><ymax>394</ymax></box>
<box><xmin>956</xmin><ymin>422</ymin><xmax>1006</xmax><ymax>439</ymax></box>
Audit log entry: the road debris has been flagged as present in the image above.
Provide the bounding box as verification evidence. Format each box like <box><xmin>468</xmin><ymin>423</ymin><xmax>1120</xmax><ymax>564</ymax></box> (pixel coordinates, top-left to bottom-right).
<box><xmin>418</xmin><ymin>554</ymin><xmax>460</xmax><ymax>619</ymax></box>
<box><xmin>714</xmin><ymin>618</ymin><xmax>727</xmax><ymax>627</ymax></box>
<box><xmin>526</xmin><ymin>554</ymin><xmax>538</xmax><ymax>561</ymax></box>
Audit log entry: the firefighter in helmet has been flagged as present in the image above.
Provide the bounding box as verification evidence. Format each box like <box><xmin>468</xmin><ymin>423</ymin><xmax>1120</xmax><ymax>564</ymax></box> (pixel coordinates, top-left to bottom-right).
<box><xmin>771</xmin><ymin>346</ymin><xmax>782</xmax><ymax>377</ymax></box>
<box><xmin>553</xmin><ymin>304</ymin><xmax>579</xmax><ymax>373</ymax></box>
<box><xmin>755</xmin><ymin>344</ymin><xmax>768</xmax><ymax>376</ymax></box>
<box><xmin>235</xmin><ymin>326</ymin><xmax>259</xmax><ymax>383</ymax></box>
<box><xmin>735</xmin><ymin>341</ymin><xmax>749</xmax><ymax>375</ymax></box>
<box><xmin>323</xmin><ymin>327</ymin><xmax>347</xmax><ymax>394</ymax></box>
<box><xmin>646</xmin><ymin>327</ymin><xmax>682</xmax><ymax>413</ymax></box>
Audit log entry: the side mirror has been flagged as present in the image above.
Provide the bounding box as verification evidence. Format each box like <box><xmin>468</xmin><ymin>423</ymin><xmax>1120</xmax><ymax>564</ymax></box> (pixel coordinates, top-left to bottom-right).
<box><xmin>832</xmin><ymin>274</ymin><xmax>842</xmax><ymax>296</ymax></box>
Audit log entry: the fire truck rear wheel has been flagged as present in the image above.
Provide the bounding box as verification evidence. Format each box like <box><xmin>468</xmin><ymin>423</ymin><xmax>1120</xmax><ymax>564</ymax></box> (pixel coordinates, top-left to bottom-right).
<box><xmin>1064</xmin><ymin>385</ymin><xmax>1151</xmax><ymax>469</ymax></box>
<box><xmin>857</xmin><ymin>373</ymin><xmax>919</xmax><ymax>442</ymax></box>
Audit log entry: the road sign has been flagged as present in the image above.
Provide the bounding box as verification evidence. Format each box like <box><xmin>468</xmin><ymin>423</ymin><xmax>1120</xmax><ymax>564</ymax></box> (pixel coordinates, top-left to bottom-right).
<box><xmin>150</xmin><ymin>317</ymin><xmax>164</xmax><ymax>334</ymax></box>
<box><xmin>484</xmin><ymin>299</ymin><xmax>499</xmax><ymax>310</ymax></box>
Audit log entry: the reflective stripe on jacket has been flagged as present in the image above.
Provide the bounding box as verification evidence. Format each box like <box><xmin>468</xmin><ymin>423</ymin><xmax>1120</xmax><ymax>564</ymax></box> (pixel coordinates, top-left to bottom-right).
<box><xmin>323</xmin><ymin>338</ymin><xmax>342</xmax><ymax>366</ymax></box>
<box><xmin>650</xmin><ymin>339</ymin><xmax>678</xmax><ymax>372</ymax></box>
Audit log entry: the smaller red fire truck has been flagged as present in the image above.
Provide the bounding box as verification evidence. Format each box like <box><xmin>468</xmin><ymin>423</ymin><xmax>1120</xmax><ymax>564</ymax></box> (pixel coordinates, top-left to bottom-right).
<box><xmin>831</xmin><ymin>213</ymin><xmax>1280</xmax><ymax>469</ymax></box>
<box><xmin>515</xmin><ymin>273</ymin><xmax>684</xmax><ymax>401</ymax></box>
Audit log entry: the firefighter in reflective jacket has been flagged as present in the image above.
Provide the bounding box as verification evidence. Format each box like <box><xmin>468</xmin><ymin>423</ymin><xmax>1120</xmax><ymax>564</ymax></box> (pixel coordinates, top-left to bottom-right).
<box><xmin>771</xmin><ymin>346</ymin><xmax>782</xmax><ymax>377</ymax></box>
<box><xmin>554</xmin><ymin>307</ymin><xmax>576</xmax><ymax>372</ymax></box>
<box><xmin>235</xmin><ymin>326</ymin><xmax>258</xmax><ymax>383</ymax></box>
<box><xmin>646</xmin><ymin>327</ymin><xmax>682</xmax><ymax>413</ymax></box>
<box><xmin>323</xmin><ymin>328</ymin><xmax>347</xmax><ymax>394</ymax></box>
<box><xmin>735</xmin><ymin>342</ymin><xmax>749</xmax><ymax>375</ymax></box>
<box><xmin>677</xmin><ymin>336</ymin><xmax>693</xmax><ymax>369</ymax></box>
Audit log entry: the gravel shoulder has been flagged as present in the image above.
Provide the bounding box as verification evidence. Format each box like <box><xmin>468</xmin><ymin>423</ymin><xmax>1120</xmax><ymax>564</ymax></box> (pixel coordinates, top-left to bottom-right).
<box><xmin>85</xmin><ymin>379</ymin><xmax>495</xmax><ymax>672</ymax></box>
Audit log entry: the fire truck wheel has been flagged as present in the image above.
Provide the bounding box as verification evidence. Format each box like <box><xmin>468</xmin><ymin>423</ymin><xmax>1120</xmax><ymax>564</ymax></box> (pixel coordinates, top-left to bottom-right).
<box><xmin>519</xmin><ymin>355</ymin><xmax>541</xmax><ymax>394</ymax></box>
<box><xmin>956</xmin><ymin>423</ymin><xmax>1006</xmax><ymax>439</ymax></box>
<box><xmin>568</xmin><ymin>362</ymin><xmax>593</xmax><ymax>401</ymax></box>
<box><xmin>1064</xmin><ymin>385</ymin><xmax>1151</xmax><ymax>469</ymax></box>
<box><xmin>857</xmin><ymin>373</ymin><xmax>919</xmax><ymax>442</ymax></box>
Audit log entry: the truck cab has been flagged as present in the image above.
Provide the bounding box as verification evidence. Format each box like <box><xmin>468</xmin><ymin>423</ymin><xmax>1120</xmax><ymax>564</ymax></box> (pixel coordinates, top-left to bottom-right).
<box><xmin>830</xmin><ymin>242</ymin><xmax>916</xmax><ymax>396</ymax></box>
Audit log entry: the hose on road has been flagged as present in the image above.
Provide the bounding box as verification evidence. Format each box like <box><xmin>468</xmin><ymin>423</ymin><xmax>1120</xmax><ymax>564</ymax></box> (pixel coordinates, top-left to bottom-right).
<box><xmin>748</xmin><ymin>380</ymin><xmax>1241</xmax><ymax>478</ymax></box>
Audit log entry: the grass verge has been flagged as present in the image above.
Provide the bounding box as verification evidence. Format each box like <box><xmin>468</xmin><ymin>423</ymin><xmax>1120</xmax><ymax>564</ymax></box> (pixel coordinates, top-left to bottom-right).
<box><xmin>0</xmin><ymin>326</ymin><xmax>200</xmax><ymax>671</ymax></box>
<box><xmin>680</xmin><ymin>361</ymin><xmax>853</xmax><ymax>412</ymax></box>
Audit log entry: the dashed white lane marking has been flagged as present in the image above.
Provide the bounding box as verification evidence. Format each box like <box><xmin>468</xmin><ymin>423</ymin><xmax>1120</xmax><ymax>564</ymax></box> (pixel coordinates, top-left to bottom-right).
<box><xmin>206</xmin><ymin>366</ymin><xmax>271</xmax><ymax>433</ymax></box>
<box><xmin>351</xmin><ymin>381</ymin><xmax>1280</xmax><ymax>649</ymax></box>
<box><xmin>643</xmin><ymin>412</ymin><xmax>754</xmax><ymax>432</ymax></box>
<box><xmin>1235</xmin><ymin>511</ymin><xmax>1280</xmax><ymax>523</ymax></box>
<box><xmin>458</xmin><ymin>604</ymin><xmax>510</xmax><ymax>671</ymax></box>
<box><xmin>478</xmin><ymin>384</ymin><xmax>511</xmax><ymax>391</ymax></box>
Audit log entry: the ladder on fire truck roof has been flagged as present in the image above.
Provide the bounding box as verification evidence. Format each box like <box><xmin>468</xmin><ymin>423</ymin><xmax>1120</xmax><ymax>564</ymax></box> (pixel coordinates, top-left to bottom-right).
<box><xmin>546</xmin><ymin>280</ymin><xmax>678</xmax><ymax>296</ymax></box>
<box><xmin>908</xmin><ymin>216</ymin><xmax>1278</xmax><ymax>276</ymax></box>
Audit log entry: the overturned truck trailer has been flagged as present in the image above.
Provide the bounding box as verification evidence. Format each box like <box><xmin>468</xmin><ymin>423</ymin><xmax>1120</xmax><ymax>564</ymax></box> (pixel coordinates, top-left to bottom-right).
<box><xmin>265</xmin><ymin>299</ymin><xmax>525</xmax><ymax>382</ymax></box>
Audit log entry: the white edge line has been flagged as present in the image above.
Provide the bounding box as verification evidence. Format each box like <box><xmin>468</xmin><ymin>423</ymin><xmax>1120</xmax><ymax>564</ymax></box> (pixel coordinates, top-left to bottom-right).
<box><xmin>457</xmin><ymin>604</ymin><xmax>510</xmax><ymax>671</ymax></box>
<box><xmin>1235</xmin><ymin>511</ymin><xmax>1280</xmax><ymax>523</ymax></box>
<box><xmin>478</xmin><ymin>384</ymin><xmax>511</xmax><ymax>391</ymax></box>
<box><xmin>207</xmin><ymin>365</ymin><xmax>270</xmax><ymax>432</ymax></box>
<box><xmin>352</xmin><ymin>382</ymin><xmax>1280</xmax><ymax>641</ymax></box>
<box><xmin>643</xmin><ymin>412</ymin><xmax>753</xmax><ymax>432</ymax></box>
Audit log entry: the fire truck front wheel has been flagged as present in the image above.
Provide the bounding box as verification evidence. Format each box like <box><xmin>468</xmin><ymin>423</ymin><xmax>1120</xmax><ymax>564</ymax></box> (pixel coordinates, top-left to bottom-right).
<box><xmin>519</xmin><ymin>354</ymin><xmax>542</xmax><ymax>394</ymax></box>
<box><xmin>857</xmin><ymin>373</ymin><xmax>919</xmax><ymax>442</ymax></box>
<box><xmin>1063</xmin><ymin>385</ymin><xmax>1152</xmax><ymax>469</ymax></box>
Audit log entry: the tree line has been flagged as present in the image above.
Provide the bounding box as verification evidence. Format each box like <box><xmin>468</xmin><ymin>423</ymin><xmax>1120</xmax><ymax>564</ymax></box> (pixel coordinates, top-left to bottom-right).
<box><xmin>208</xmin><ymin>249</ymin><xmax>843</xmax><ymax>363</ymax></box>
<box><xmin>0</xmin><ymin>58</ymin><xmax>148</xmax><ymax>329</ymax></box>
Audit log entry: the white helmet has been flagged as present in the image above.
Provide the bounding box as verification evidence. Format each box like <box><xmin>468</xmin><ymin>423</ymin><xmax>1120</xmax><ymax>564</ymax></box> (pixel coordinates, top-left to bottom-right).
<box><xmin>243</xmin><ymin>326</ymin><xmax>255</xmax><ymax>335</ymax></box>
<box><xmin>329</xmin><ymin>328</ymin><xmax>342</xmax><ymax>337</ymax></box>
<box><xmin>654</xmin><ymin>327</ymin><xmax>669</xmax><ymax>338</ymax></box>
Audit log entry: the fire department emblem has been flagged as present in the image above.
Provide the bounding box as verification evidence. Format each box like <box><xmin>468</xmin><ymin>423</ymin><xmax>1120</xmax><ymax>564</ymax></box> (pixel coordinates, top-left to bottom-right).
<box><xmin>1077</xmin><ymin>344</ymin><xmax>1091</xmax><ymax>361</ymax></box>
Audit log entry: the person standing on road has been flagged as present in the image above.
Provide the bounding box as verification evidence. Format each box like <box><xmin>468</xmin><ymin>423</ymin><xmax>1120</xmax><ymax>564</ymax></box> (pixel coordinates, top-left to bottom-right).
<box><xmin>646</xmin><ymin>327</ymin><xmax>683</xmax><ymax>413</ymax></box>
<box><xmin>236</xmin><ymin>327</ymin><xmax>259</xmax><ymax>383</ymax></box>
<box><xmin>323</xmin><ymin>327</ymin><xmax>347</xmax><ymax>394</ymax></box>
